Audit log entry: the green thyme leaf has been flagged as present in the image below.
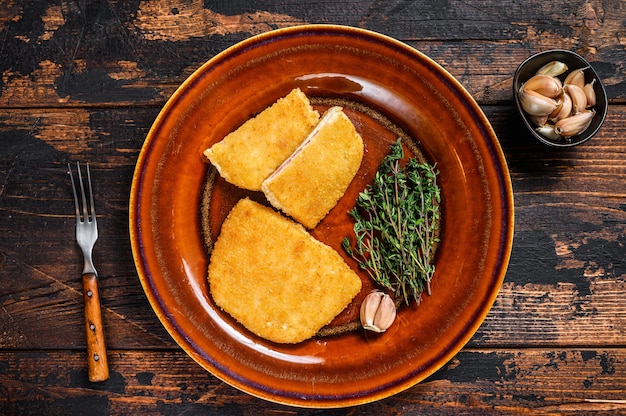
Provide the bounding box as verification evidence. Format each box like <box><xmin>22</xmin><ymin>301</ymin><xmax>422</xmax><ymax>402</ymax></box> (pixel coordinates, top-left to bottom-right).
<box><xmin>342</xmin><ymin>138</ymin><xmax>440</xmax><ymax>305</ymax></box>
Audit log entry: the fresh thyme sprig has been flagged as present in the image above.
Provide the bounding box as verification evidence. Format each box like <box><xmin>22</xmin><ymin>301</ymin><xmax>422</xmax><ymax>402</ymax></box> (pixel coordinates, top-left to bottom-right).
<box><xmin>342</xmin><ymin>139</ymin><xmax>440</xmax><ymax>305</ymax></box>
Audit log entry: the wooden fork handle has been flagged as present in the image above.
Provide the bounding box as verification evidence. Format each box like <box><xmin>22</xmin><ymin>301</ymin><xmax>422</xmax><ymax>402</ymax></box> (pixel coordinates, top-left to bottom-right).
<box><xmin>82</xmin><ymin>272</ymin><xmax>109</xmax><ymax>382</ymax></box>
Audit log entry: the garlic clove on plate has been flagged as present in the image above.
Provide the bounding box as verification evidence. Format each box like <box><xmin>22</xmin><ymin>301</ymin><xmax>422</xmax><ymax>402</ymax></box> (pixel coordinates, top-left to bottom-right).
<box><xmin>360</xmin><ymin>291</ymin><xmax>396</xmax><ymax>333</ymax></box>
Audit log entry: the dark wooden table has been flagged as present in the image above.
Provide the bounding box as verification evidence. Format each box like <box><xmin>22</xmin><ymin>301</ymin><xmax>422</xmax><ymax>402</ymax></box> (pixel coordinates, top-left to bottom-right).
<box><xmin>1</xmin><ymin>1</ymin><xmax>625</xmax><ymax>414</ymax></box>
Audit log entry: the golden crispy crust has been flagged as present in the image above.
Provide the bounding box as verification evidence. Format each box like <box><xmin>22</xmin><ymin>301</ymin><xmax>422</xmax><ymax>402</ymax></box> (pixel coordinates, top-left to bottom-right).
<box><xmin>208</xmin><ymin>198</ymin><xmax>362</xmax><ymax>344</ymax></box>
<box><xmin>261</xmin><ymin>107</ymin><xmax>364</xmax><ymax>229</ymax></box>
<box><xmin>203</xmin><ymin>88</ymin><xmax>320</xmax><ymax>191</ymax></box>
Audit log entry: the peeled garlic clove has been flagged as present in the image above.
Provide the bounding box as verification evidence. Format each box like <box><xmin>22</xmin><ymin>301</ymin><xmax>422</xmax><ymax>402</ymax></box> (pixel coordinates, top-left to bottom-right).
<box><xmin>535</xmin><ymin>60</ymin><xmax>569</xmax><ymax>77</ymax></box>
<box><xmin>360</xmin><ymin>291</ymin><xmax>396</xmax><ymax>333</ymax></box>
<box><xmin>564</xmin><ymin>84</ymin><xmax>587</xmax><ymax>114</ymax></box>
<box><xmin>518</xmin><ymin>88</ymin><xmax>559</xmax><ymax>117</ymax></box>
<box><xmin>563</xmin><ymin>67</ymin><xmax>586</xmax><ymax>89</ymax></box>
<box><xmin>550</xmin><ymin>91</ymin><xmax>572</xmax><ymax>122</ymax></box>
<box><xmin>536</xmin><ymin>125</ymin><xmax>562</xmax><ymax>141</ymax></box>
<box><xmin>555</xmin><ymin>110</ymin><xmax>595</xmax><ymax>137</ymax></box>
<box><xmin>523</xmin><ymin>75</ymin><xmax>563</xmax><ymax>98</ymax></box>
<box><xmin>584</xmin><ymin>79</ymin><xmax>596</xmax><ymax>107</ymax></box>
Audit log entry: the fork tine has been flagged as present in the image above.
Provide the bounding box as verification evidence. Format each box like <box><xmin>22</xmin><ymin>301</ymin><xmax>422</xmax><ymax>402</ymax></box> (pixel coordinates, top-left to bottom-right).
<box><xmin>68</xmin><ymin>162</ymin><xmax>81</xmax><ymax>220</ymax></box>
<box><xmin>76</xmin><ymin>162</ymin><xmax>89</xmax><ymax>222</ymax></box>
<box><xmin>86</xmin><ymin>163</ymin><xmax>96</xmax><ymax>222</ymax></box>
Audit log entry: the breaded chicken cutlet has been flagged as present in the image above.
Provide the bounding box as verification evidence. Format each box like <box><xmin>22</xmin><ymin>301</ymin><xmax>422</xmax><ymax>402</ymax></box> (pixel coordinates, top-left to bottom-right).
<box><xmin>203</xmin><ymin>88</ymin><xmax>320</xmax><ymax>191</ymax></box>
<box><xmin>261</xmin><ymin>106</ymin><xmax>364</xmax><ymax>228</ymax></box>
<box><xmin>208</xmin><ymin>198</ymin><xmax>362</xmax><ymax>344</ymax></box>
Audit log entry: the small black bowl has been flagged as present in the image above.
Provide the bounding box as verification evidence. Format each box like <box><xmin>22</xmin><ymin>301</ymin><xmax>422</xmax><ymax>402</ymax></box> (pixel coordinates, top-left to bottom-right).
<box><xmin>513</xmin><ymin>49</ymin><xmax>607</xmax><ymax>147</ymax></box>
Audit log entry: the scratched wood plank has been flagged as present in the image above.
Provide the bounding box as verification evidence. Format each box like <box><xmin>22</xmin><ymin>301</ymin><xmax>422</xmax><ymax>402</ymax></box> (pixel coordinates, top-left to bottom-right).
<box><xmin>1</xmin><ymin>105</ymin><xmax>625</xmax><ymax>350</ymax></box>
<box><xmin>472</xmin><ymin>104</ymin><xmax>626</xmax><ymax>347</ymax></box>
<box><xmin>0</xmin><ymin>349</ymin><xmax>625</xmax><ymax>415</ymax></box>
<box><xmin>0</xmin><ymin>107</ymin><xmax>175</xmax><ymax>349</ymax></box>
<box><xmin>0</xmin><ymin>0</ymin><xmax>624</xmax><ymax>108</ymax></box>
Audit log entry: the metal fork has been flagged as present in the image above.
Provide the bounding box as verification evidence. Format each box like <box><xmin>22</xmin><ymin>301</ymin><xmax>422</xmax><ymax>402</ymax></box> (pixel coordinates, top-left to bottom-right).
<box><xmin>68</xmin><ymin>162</ymin><xmax>109</xmax><ymax>382</ymax></box>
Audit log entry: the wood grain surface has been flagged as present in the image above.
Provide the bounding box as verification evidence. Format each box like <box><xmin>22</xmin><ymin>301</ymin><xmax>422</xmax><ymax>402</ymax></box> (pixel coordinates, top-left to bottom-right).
<box><xmin>1</xmin><ymin>0</ymin><xmax>625</xmax><ymax>414</ymax></box>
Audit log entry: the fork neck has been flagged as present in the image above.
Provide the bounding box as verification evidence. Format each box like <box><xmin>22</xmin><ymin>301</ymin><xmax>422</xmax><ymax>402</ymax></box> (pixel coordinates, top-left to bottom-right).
<box><xmin>83</xmin><ymin>257</ymin><xmax>98</xmax><ymax>277</ymax></box>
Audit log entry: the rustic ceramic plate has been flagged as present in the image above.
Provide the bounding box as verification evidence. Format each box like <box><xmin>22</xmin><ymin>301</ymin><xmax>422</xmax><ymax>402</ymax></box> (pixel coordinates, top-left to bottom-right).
<box><xmin>130</xmin><ymin>25</ymin><xmax>514</xmax><ymax>408</ymax></box>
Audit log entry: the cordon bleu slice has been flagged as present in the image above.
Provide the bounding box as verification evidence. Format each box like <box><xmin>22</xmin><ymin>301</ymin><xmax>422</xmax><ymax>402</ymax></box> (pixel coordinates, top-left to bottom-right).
<box><xmin>261</xmin><ymin>106</ymin><xmax>364</xmax><ymax>229</ymax></box>
<box><xmin>203</xmin><ymin>88</ymin><xmax>320</xmax><ymax>191</ymax></box>
<box><xmin>208</xmin><ymin>198</ymin><xmax>362</xmax><ymax>344</ymax></box>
